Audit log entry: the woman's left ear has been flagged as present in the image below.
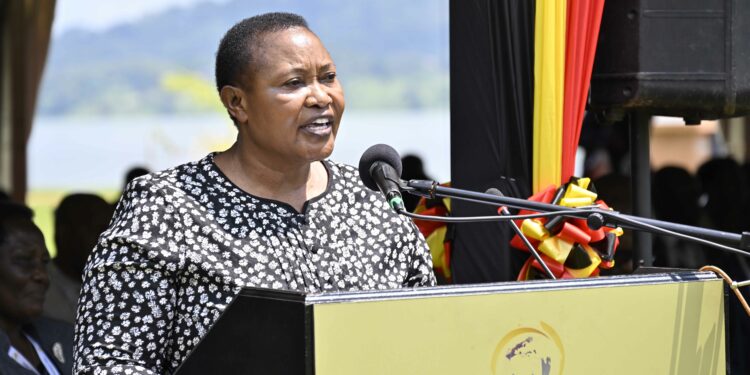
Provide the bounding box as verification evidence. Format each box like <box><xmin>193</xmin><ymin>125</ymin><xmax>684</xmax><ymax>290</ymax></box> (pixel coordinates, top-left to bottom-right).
<box><xmin>219</xmin><ymin>85</ymin><xmax>249</xmax><ymax>124</ymax></box>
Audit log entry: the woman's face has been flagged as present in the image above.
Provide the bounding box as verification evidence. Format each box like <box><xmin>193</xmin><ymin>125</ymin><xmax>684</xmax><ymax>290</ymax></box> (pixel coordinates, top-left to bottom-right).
<box><xmin>0</xmin><ymin>224</ymin><xmax>50</xmax><ymax>326</ymax></box>
<box><xmin>235</xmin><ymin>27</ymin><xmax>345</xmax><ymax>165</ymax></box>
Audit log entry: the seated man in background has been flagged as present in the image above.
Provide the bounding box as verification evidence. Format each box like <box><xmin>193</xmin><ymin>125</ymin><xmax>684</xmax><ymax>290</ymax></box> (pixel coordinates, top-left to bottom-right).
<box><xmin>0</xmin><ymin>201</ymin><xmax>73</xmax><ymax>375</ymax></box>
<box><xmin>43</xmin><ymin>194</ymin><xmax>113</xmax><ymax>324</ymax></box>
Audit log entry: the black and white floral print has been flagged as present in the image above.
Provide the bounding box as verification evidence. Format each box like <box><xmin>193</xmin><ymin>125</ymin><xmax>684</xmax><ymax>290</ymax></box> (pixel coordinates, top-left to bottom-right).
<box><xmin>72</xmin><ymin>154</ymin><xmax>435</xmax><ymax>374</ymax></box>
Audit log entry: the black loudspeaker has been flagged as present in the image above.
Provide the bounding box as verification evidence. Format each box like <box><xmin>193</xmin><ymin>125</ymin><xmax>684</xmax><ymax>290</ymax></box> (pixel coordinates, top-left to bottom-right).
<box><xmin>590</xmin><ymin>0</ymin><xmax>750</xmax><ymax>123</ymax></box>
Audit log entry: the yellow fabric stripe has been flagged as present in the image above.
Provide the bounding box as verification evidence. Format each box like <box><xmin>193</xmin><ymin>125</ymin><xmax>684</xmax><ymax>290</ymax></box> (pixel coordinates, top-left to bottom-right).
<box><xmin>532</xmin><ymin>0</ymin><xmax>566</xmax><ymax>193</ymax></box>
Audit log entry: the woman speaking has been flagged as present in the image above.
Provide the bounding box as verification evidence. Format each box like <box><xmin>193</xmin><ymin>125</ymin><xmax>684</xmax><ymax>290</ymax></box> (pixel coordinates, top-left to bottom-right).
<box><xmin>73</xmin><ymin>12</ymin><xmax>435</xmax><ymax>374</ymax></box>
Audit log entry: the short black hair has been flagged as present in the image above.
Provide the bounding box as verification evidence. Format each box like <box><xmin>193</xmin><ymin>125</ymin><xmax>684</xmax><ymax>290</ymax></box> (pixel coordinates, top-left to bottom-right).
<box><xmin>215</xmin><ymin>12</ymin><xmax>309</xmax><ymax>93</ymax></box>
<box><xmin>0</xmin><ymin>201</ymin><xmax>35</xmax><ymax>247</ymax></box>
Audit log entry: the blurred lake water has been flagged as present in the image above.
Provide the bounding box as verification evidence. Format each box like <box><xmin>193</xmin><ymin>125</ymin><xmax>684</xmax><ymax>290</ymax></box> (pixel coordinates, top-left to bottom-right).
<box><xmin>29</xmin><ymin>109</ymin><xmax>451</xmax><ymax>190</ymax></box>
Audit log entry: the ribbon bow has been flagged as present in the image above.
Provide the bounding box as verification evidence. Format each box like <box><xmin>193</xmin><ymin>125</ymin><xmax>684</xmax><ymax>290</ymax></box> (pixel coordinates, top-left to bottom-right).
<box><xmin>510</xmin><ymin>177</ymin><xmax>623</xmax><ymax>280</ymax></box>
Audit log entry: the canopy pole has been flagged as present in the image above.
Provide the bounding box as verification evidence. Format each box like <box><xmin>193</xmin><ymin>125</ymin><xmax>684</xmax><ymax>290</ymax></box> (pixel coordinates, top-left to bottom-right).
<box><xmin>630</xmin><ymin>111</ymin><xmax>652</xmax><ymax>268</ymax></box>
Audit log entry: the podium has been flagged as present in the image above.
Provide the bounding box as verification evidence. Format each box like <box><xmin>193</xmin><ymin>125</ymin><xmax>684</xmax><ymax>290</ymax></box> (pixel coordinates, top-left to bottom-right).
<box><xmin>175</xmin><ymin>271</ymin><xmax>726</xmax><ymax>374</ymax></box>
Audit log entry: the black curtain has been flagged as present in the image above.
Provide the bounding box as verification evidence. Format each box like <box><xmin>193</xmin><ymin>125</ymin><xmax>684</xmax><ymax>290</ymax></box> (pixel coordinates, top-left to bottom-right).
<box><xmin>449</xmin><ymin>0</ymin><xmax>535</xmax><ymax>283</ymax></box>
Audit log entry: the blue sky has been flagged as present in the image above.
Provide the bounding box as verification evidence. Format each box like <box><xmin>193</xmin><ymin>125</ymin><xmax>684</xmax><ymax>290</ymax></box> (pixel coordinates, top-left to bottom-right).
<box><xmin>53</xmin><ymin>0</ymin><xmax>229</xmax><ymax>36</ymax></box>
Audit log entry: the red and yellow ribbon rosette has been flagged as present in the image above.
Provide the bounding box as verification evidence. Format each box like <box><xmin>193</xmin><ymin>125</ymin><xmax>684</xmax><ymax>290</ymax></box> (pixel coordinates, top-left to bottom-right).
<box><xmin>510</xmin><ymin>177</ymin><xmax>623</xmax><ymax>280</ymax></box>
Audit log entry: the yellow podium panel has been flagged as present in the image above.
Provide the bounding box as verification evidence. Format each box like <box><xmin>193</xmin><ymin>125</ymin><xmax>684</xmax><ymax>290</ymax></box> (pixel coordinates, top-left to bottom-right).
<box><xmin>176</xmin><ymin>271</ymin><xmax>725</xmax><ymax>374</ymax></box>
<box><xmin>313</xmin><ymin>273</ymin><xmax>724</xmax><ymax>375</ymax></box>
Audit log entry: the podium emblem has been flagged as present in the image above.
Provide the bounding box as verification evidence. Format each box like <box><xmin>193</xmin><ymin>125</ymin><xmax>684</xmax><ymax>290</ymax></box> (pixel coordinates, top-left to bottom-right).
<box><xmin>491</xmin><ymin>321</ymin><xmax>564</xmax><ymax>375</ymax></box>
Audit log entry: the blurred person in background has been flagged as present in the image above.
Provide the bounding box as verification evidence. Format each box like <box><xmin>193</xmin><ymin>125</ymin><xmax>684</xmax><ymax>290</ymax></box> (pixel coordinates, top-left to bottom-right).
<box><xmin>578</xmin><ymin>112</ymin><xmax>630</xmax><ymax>177</ymax></box>
<box><xmin>43</xmin><ymin>194</ymin><xmax>113</xmax><ymax>324</ymax></box>
<box><xmin>74</xmin><ymin>12</ymin><xmax>434</xmax><ymax>374</ymax></box>
<box><xmin>592</xmin><ymin>173</ymin><xmax>633</xmax><ymax>275</ymax></box>
<box><xmin>123</xmin><ymin>167</ymin><xmax>151</xmax><ymax>187</ymax></box>
<box><xmin>696</xmin><ymin>158</ymin><xmax>747</xmax><ymax>235</ymax></box>
<box><xmin>697</xmin><ymin>157</ymin><xmax>750</xmax><ymax>373</ymax></box>
<box><xmin>0</xmin><ymin>201</ymin><xmax>73</xmax><ymax>375</ymax></box>
<box><xmin>113</xmin><ymin>166</ymin><xmax>152</xmax><ymax>206</ymax></box>
<box><xmin>400</xmin><ymin>154</ymin><xmax>433</xmax><ymax>212</ymax></box>
<box><xmin>583</xmin><ymin>148</ymin><xmax>613</xmax><ymax>181</ymax></box>
<box><xmin>651</xmin><ymin>166</ymin><xmax>706</xmax><ymax>269</ymax></box>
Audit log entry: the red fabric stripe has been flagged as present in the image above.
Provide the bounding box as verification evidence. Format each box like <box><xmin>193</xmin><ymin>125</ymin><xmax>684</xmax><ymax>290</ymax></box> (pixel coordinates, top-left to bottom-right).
<box><xmin>561</xmin><ymin>0</ymin><xmax>606</xmax><ymax>182</ymax></box>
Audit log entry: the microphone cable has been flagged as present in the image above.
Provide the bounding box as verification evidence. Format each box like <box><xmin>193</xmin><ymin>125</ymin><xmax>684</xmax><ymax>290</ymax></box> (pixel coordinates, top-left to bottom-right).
<box><xmin>700</xmin><ymin>265</ymin><xmax>750</xmax><ymax>318</ymax></box>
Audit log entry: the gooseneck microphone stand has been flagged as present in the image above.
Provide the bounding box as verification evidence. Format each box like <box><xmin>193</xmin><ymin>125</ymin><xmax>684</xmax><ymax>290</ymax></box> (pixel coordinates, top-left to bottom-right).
<box><xmin>397</xmin><ymin>179</ymin><xmax>750</xmax><ymax>262</ymax></box>
<box><xmin>396</xmin><ymin>178</ymin><xmax>750</xmax><ymax>316</ymax></box>
<box><xmin>357</xmin><ymin>142</ymin><xmax>750</xmax><ymax>316</ymax></box>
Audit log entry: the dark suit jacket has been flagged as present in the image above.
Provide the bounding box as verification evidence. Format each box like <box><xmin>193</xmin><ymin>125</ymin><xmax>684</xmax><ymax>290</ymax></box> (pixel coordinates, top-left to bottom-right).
<box><xmin>0</xmin><ymin>317</ymin><xmax>73</xmax><ymax>375</ymax></box>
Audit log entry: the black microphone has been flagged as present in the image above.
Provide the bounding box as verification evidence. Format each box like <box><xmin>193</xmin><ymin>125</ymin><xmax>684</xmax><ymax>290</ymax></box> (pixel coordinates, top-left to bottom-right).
<box><xmin>358</xmin><ymin>144</ymin><xmax>406</xmax><ymax>211</ymax></box>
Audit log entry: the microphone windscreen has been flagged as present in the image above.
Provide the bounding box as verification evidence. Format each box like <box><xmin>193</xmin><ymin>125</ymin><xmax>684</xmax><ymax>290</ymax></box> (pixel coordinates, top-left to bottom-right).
<box><xmin>358</xmin><ymin>144</ymin><xmax>403</xmax><ymax>191</ymax></box>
